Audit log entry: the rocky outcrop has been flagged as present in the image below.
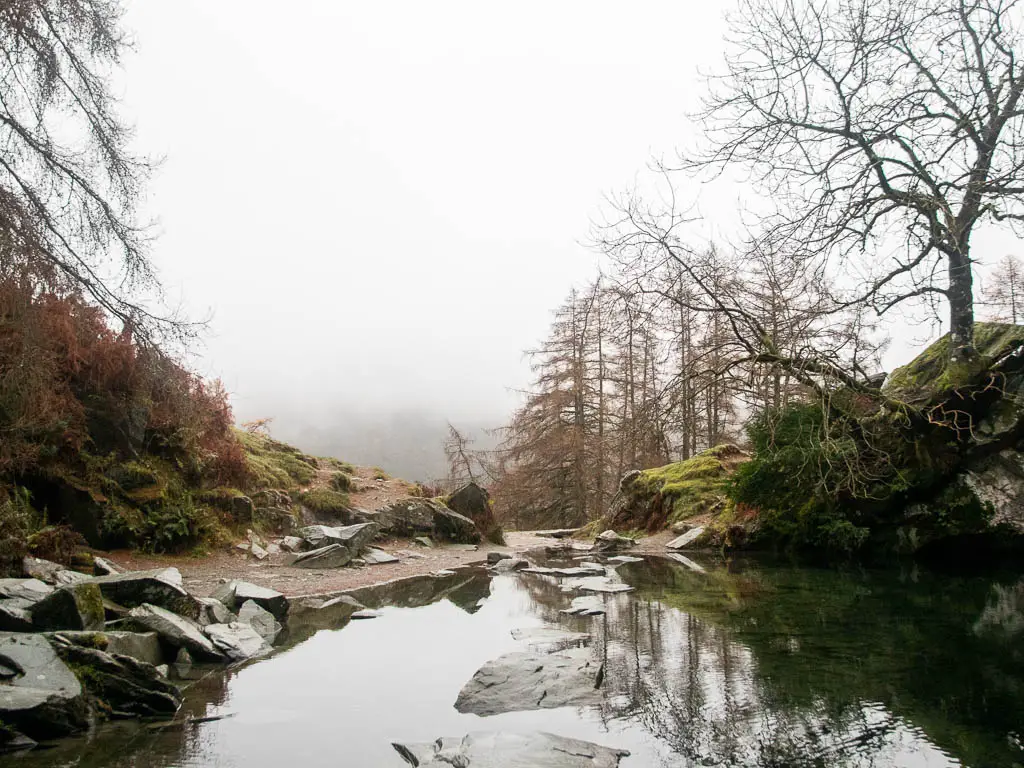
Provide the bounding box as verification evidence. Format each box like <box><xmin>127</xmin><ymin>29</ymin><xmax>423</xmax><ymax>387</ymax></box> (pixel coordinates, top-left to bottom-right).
<box><xmin>28</xmin><ymin>583</ymin><xmax>104</xmax><ymax>631</ymax></box>
<box><xmin>87</xmin><ymin>568</ymin><xmax>201</xmax><ymax>619</ymax></box>
<box><xmin>446</xmin><ymin>483</ymin><xmax>504</xmax><ymax>544</ymax></box>
<box><xmin>0</xmin><ymin>633</ymin><xmax>88</xmax><ymax>739</ymax></box>
<box><xmin>393</xmin><ymin>731</ymin><xmax>629</xmax><ymax>768</ymax></box>
<box><xmin>454</xmin><ymin>647</ymin><xmax>603</xmax><ymax>716</ymax></box>
<box><xmin>370</xmin><ymin>498</ymin><xmax>481</xmax><ymax>543</ymax></box>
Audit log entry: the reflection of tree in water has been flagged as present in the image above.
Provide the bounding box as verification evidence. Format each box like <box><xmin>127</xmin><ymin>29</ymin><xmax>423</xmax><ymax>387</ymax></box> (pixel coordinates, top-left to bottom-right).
<box><xmin>512</xmin><ymin>559</ymin><xmax>1024</xmax><ymax>767</ymax></box>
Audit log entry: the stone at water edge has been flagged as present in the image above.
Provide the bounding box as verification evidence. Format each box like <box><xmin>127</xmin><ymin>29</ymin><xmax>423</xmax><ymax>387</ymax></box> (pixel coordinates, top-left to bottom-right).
<box><xmin>22</xmin><ymin>556</ymin><xmax>68</xmax><ymax>584</ymax></box>
<box><xmin>607</xmin><ymin>555</ymin><xmax>644</xmax><ymax>564</ymax></box>
<box><xmin>454</xmin><ymin>647</ymin><xmax>603</xmax><ymax>716</ymax></box>
<box><xmin>197</xmin><ymin>597</ymin><xmax>237</xmax><ymax>626</ymax></box>
<box><xmin>487</xmin><ymin>552</ymin><xmax>512</xmax><ymax>565</ymax></box>
<box><xmin>534</xmin><ymin>528</ymin><xmax>582</xmax><ymax>539</ymax></box>
<box><xmin>564</xmin><ymin>576</ymin><xmax>635</xmax><ymax>594</ymax></box>
<box><xmin>351</xmin><ymin>609</ymin><xmax>382</xmax><ymax>620</ymax></box>
<box><xmin>510</xmin><ymin>626</ymin><xmax>592</xmax><ymax>652</ymax></box>
<box><xmin>492</xmin><ymin>558</ymin><xmax>529</xmax><ymax>573</ymax></box>
<box><xmin>0</xmin><ymin>633</ymin><xmax>88</xmax><ymax>739</ymax></box>
<box><xmin>666</xmin><ymin>525</ymin><xmax>707</xmax><ymax>550</ymax></box>
<box><xmin>560</xmin><ymin>595</ymin><xmax>606</xmax><ymax>616</ymax></box>
<box><xmin>29</xmin><ymin>583</ymin><xmax>105</xmax><ymax>631</ymax></box>
<box><xmin>593</xmin><ymin>530</ymin><xmax>637</xmax><ymax>553</ymax></box>
<box><xmin>0</xmin><ymin>599</ymin><xmax>34</xmax><ymax>632</ymax></box>
<box><xmin>393</xmin><ymin>731</ymin><xmax>629</xmax><ymax>768</ymax></box>
<box><xmin>210</xmin><ymin>580</ymin><xmax>288</xmax><ymax>619</ymax></box>
<box><xmin>87</xmin><ymin>568</ymin><xmax>201</xmax><ymax>619</ymax></box>
<box><xmin>128</xmin><ymin>603</ymin><xmax>224</xmax><ymax>662</ymax></box>
<box><xmin>237</xmin><ymin>600</ymin><xmax>282</xmax><ymax>643</ymax></box>
<box><xmin>204</xmin><ymin>622</ymin><xmax>272</xmax><ymax>661</ymax></box>
<box><xmin>292</xmin><ymin>543</ymin><xmax>353</xmax><ymax>569</ymax></box>
<box><xmin>52</xmin><ymin>631</ymin><xmax>164</xmax><ymax>667</ymax></box>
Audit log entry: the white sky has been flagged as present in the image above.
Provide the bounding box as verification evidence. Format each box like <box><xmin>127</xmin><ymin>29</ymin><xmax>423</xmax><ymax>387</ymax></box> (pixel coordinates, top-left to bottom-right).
<box><xmin>119</xmin><ymin>1</ymin><xmax>1021</xmax><ymax>461</ymax></box>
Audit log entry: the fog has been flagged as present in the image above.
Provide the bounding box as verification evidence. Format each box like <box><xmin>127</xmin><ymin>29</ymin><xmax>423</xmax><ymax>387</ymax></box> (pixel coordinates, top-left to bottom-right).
<box><xmin>119</xmin><ymin>2</ymin><xmax>1019</xmax><ymax>479</ymax></box>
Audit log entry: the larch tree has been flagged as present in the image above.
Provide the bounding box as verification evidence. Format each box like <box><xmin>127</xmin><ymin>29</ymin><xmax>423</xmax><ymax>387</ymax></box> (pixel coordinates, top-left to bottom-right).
<box><xmin>983</xmin><ymin>253</ymin><xmax>1024</xmax><ymax>322</ymax></box>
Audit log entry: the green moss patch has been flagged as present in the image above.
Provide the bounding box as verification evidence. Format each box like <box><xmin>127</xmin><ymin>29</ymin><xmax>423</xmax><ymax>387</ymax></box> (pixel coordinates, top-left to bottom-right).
<box><xmin>639</xmin><ymin>445</ymin><xmax>747</xmax><ymax>525</ymax></box>
<box><xmin>238</xmin><ymin>430</ymin><xmax>316</xmax><ymax>489</ymax></box>
<box><xmin>299</xmin><ymin>488</ymin><xmax>351</xmax><ymax>518</ymax></box>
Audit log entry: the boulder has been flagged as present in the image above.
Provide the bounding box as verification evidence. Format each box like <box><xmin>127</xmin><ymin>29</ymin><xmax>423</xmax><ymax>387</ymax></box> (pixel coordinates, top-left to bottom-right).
<box><xmin>50</xmin><ymin>640</ymin><xmax>180</xmax><ymax>717</ymax></box>
<box><xmin>0</xmin><ymin>578</ymin><xmax>52</xmax><ymax>602</ymax></box>
<box><xmin>237</xmin><ymin>600</ymin><xmax>282</xmax><ymax>644</ymax></box>
<box><xmin>87</xmin><ymin>568</ymin><xmax>201</xmax><ymax>619</ymax></box>
<box><xmin>0</xmin><ymin>600</ymin><xmax>34</xmax><ymax>632</ymax></box>
<box><xmin>487</xmin><ymin>552</ymin><xmax>511</xmax><ymax>565</ymax></box>
<box><xmin>203</xmin><ymin>622</ymin><xmax>272</xmax><ymax>661</ymax></box>
<box><xmin>414</xmin><ymin>536</ymin><xmax>434</xmax><ymax>548</ymax></box>
<box><xmin>361</xmin><ymin>548</ymin><xmax>399</xmax><ymax>565</ymax></box>
<box><xmin>92</xmin><ymin>557</ymin><xmax>122</xmax><ymax>576</ymax></box>
<box><xmin>0</xmin><ymin>633</ymin><xmax>88</xmax><ymax>739</ymax></box>
<box><xmin>22</xmin><ymin>556</ymin><xmax>67</xmax><ymax>585</ymax></box>
<box><xmin>52</xmin><ymin>631</ymin><xmax>164</xmax><ymax>667</ymax></box>
<box><xmin>593</xmin><ymin>530</ymin><xmax>637</xmax><ymax>553</ymax></box>
<box><xmin>393</xmin><ymin>731</ymin><xmax>629</xmax><ymax>768</ymax></box>
<box><xmin>128</xmin><ymin>604</ymin><xmax>224</xmax><ymax>662</ymax></box>
<box><xmin>298</xmin><ymin>522</ymin><xmax>379</xmax><ymax>554</ymax></box>
<box><xmin>373</xmin><ymin>498</ymin><xmax>481</xmax><ymax>543</ymax></box>
<box><xmin>446</xmin><ymin>482</ymin><xmax>505</xmax><ymax>544</ymax></box>
<box><xmin>29</xmin><ymin>583</ymin><xmax>105</xmax><ymax>631</ymax></box>
<box><xmin>560</xmin><ymin>595</ymin><xmax>606</xmax><ymax>617</ymax></box>
<box><xmin>54</xmin><ymin>570</ymin><xmax>90</xmax><ymax>586</ymax></box>
<box><xmin>285</xmin><ymin>594</ymin><xmax>363</xmax><ymax>632</ymax></box>
<box><xmin>492</xmin><ymin>558</ymin><xmax>529</xmax><ymax>573</ymax></box>
<box><xmin>279</xmin><ymin>536</ymin><xmax>305</xmax><ymax>553</ymax></box>
<box><xmin>454</xmin><ymin>647</ymin><xmax>603</xmax><ymax>716</ymax></box>
<box><xmin>666</xmin><ymin>526</ymin><xmax>708</xmax><ymax>550</ymax></box>
<box><xmin>292</xmin><ymin>544</ymin><xmax>353</xmax><ymax>569</ymax></box>
<box><xmin>211</xmin><ymin>581</ymin><xmax>288</xmax><ymax>619</ymax></box>
<box><xmin>197</xmin><ymin>597</ymin><xmax>237</xmax><ymax>626</ymax></box>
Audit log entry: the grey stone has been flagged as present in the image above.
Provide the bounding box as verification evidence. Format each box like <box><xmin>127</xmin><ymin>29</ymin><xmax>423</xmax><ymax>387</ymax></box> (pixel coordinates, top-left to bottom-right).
<box><xmin>52</xmin><ymin>641</ymin><xmax>181</xmax><ymax>716</ymax></box>
<box><xmin>197</xmin><ymin>597</ymin><xmax>237</xmax><ymax>626</ymax></box>
<box><xmin>560</xmin><ymin>596</ymin><xmax>606</xmax><ymax>616</ymax></box>
<box><xmin>128</xmin><ymin>604</ymin><xmax>224</xmax><ymax>662</ymax></box>
<box><xmin>414</xmin><ymin>536</ymin><xmax>434</xmax><ymax>548</ymax></box>
<box><xmin>154</xmin><ymin>664</ymin><xmax>169</xmax><ymax>677</ymax></box>
<box><xmin>361</xmin><ymin>548</ymin><xmax>399</xmax><ymax>565</ymax></box>
<box><xmin>29</xmin><ymin>583</ymin><xmax>105</xmax><ymax>631</ymax></box>
<box><xmin>21</xmin><ymin>556</ymin><xmax>66</xmax><ymax>584</ymax></box>
<box><xmin>455</xmin><ymin>647</ymin><xmax>603</xmax><ymax>716</ymax></box>
<box><xmin>52</xmin><ymin>631</ymin><xmax>163</xmax><ymax>666</ymax></box>
<box><xmin>351</xmin><ymin>609</ymin><xmax>382</xmax><ymax>619</ymax></box>
<box><xmin>492</xmin><ymin>557</ymin><xmax>529</xmax><ymax>573</ymax></box>
<box><xmin>487</xmin><ymin>552</ymin><xmax>512</xmax><ymax>564</ymax></box>
<box><xmin>593</xmin><ymin>530</ymin><xmax>636</xmax><ymax>553</ymax></box>
<box><xmin>523</xmin><ymin>564</ymin><xmax>606</xmax><ymax>578</ymax></box>
<box><xmin>237</xmin><ymin>600</ymin><xmax>281</xmax><ymax>644</ymax></box>
<box><xmin>249</xmin><ymin>542</ymin><xmax>269</xmax><ymax>560</ymax></box>
<box><xmin>0</xmin><ymin>600</ymin><xmax>34</xmax><ymax>632</ymax></box>
<box><xmin>292</xmin><ymin>544</ymin><xmax>353</xmax><ymax>569</ymax></box>
<box><xmin>607</xmin><ymin>555</ymin><xmax>644</xmax><ymax>564</ymax></box>
<box><xmin>373</xmin><ymin>498</ymin><xmax>480</xmax><ymax>543</ymax></box>
<box><xmin>54</xmin><ymin>570</ymin><xmax>90</xmax><ymax>586</ymax></box>
<box><xmin>0</xmin><ymin>579</ymin><xmax>52</xmax><ymax>602</ymax></box>
<box><xmin>393</xmin><ymin>731</ymin><xmax>629</xmax><ymax>768</ymax></box>
<box><xmin>87</xmin><ymin>568</ymin><xmax>201</xmax><ymax>619</ymax></box>
<box><xmin>299</xmin><ymin>522</ymin><xmax>379</xmax><ymax>553</ymax></box>
<box><xmin>92</xmin><ymin>557</ymin><xmax>122</xmax><ymax>576</ymax></box>
<box><xmin>666</xmin><ymin>525</ymin><xmax>708</xmax><ymax>550</ymax></box>
<box><xmin>210</xmin><ymin>581</ymin><xmax>288</xmax><ymax>619</ymax></box>
<box><xmin>204</xmin><ymin>622</ymin><xmax>271</xmax><ymax>661</ymax></box>
<box><xmin>0</xmin><ymin>633</ymin><xmax>87</xmax><ymax>738</ymax></box>
<box><xmin>279</xmin><ymin>536</ymin><xmax>305</xmax><ymax>553</ymax></box>
<box><xmin>564</xmin><ymin>576</ymin><xmax>635</xmax><ymax>594</ymax></box>
<box><xmin>534</xmin><ymin>529</ymin><xmax>582</xmax><ymax>539</ymax></box>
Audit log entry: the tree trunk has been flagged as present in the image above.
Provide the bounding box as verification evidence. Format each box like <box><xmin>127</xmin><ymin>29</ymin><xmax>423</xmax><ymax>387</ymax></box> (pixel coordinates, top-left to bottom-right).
<box><xmin>948</xmin><ymin>250</ymin><xmax>976</xmax><ymax>363</ymax></box>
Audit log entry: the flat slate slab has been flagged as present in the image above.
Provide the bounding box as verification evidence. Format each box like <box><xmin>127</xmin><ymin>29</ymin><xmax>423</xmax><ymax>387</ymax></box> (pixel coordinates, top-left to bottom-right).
<box><xmin>129</xmin><ymin>603</ymin><xmax>223</xmax><ymax>662</ymax></box>
<box><xmin>454</xmin><ymin>647</ymin><xmax>603</xmax><ymax>716</ymax></box>
<box><xmin>0</xmin><ymin>633</ymin><xmax>86</xmax><ymax>738</ymax></box>
<box><xmin>393</xmin><ymin>731</ymin><xmax>629</xmax><ymax>767</ymax></box>
<box><xmin>361</xmin><ymin>548</ymin><xmax>400</xmax><ymax>565</ymax></box>
<box><xmin>510</xmin><ymin>626</ymin><xmax>591</xmax><ymax>652</ymax></box>
<box><xmin>211</xmin><ymin>581</ymin><xmax>288</xmax><ymax>619</ymax></box>
<box><xmin>666</xmin><ymin>525</ymin><xmax>707</xmax><ymax>550</ymax></box>
<box><xmin>564</xmin><ymin>576</ymin><xmax>635</xmax><ymax>594</ymax></box>
<box><xmin>87</xmin><ymin>568</ymin><xmax>201</xmax><ymax>619</ymax></box>
<box><xmin>560</xmin><ymin>596</ymin><xmax>606</xmax><ymax>617</ymax></box>
<box><xmin>292</xmin><ymin>543</ymin><xmax>353</xmax><ymax>569</ymax></box>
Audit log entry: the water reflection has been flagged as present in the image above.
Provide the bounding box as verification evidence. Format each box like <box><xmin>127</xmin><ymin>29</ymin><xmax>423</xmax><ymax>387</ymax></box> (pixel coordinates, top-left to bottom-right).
<box><xmin>12</xmin><ymin>559</ymin><xmax>1024</xmax><ymax>768</ymax></box>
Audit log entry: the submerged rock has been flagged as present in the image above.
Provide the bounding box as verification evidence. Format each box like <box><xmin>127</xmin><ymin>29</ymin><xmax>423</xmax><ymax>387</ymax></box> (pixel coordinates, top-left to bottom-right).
<box><xmin>29</xmin><ymin>583</ymin><xmax>105</xmax><ymax>631</ymax></box>
<box><xmin>0</xmin><ymin>633</ymin><xmax>88</xmax><ymax>739</ymax></box>
<box><xmin>128</xmin><ymin>604</ymin><xmax>224</xmax><ymax>662</ymax></box>
<box><xmin>87</xmin><ymin>568</ymin><xmax>201</xmax><ymax>619</ymax></box>
<box><xmin>510</xmin><ymin>626</ymin><xmax>591</xmax><ymax>652</ymax></box>
<box><xmin>393</xmin><ymin>731</ymin><xmax>629</xmax><ymax>767</ymax></box>
<box><xmin>455</xmin><ymin>647</ymin><xmax>603</xmax><ymax>716</ymax></box>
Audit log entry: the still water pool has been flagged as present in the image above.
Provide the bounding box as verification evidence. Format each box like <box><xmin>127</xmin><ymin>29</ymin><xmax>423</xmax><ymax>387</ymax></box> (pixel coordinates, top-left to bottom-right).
<box><xmin>13</xmin><ymin>555</ymin><xmax>1024</xmax><ymax>767</ymax></box>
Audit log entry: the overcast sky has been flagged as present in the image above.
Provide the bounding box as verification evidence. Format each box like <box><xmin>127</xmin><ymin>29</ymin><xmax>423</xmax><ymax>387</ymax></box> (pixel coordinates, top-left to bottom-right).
<box><xmin>118</xmin><ymin>1</ymin><xmax>1020</xmax><ymax>464</ymax></box>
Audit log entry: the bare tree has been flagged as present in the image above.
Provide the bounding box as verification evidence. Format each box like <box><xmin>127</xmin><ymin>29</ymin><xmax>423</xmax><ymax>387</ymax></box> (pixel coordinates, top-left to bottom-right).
<box><xmin>443</xmin><ymin>422</ymin><xmax>479</xmax><ymax>487</ymax></box>
<box><xmin>983</xmin><ymin>253</ymin><xmax>1024</xmax><ymax>322</ymax></box>
<box><xmin>695</xmin><ymin>0</ymin><xmax>1024</xmax><ymax>365</ymax></box>
<box><xmin>0</xmin><ymin>2</ymin><xmax>171</xmax><ymax>336</ymax></box>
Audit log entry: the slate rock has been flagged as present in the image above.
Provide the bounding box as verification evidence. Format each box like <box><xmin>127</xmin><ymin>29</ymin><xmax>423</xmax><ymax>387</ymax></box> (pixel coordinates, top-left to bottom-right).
<box><xmin>29</xmin><ymin>583</ymin><xmax>105</xmax><ymax>631</ymax></box>
<box><xmin>393</xmin><ymin>731</ymin><xmax>629</xmax><ymax>768</ymax></box>
<box><xmin>278</xmin><ymin>536</ymin><xmax>305</xmax><ymax>553</ymax></box>
<box><xmin>607</xmin><ymin>555</ymin><xmax>644</xmax><ymax>564</ymax></box>
<box><xmin>492</xmin><ymin>558</ymin><xmax>529</xmax><ymax>573</ymax></box>
<box><xmin>210</xmin><ymin>581</ymin><xmax>288</xmax><ymax>619</ymax></box>
<box><xmin>0</xmin><ymin>600</ymin><xmax>34</xmax><ymax>632</ymax></box>
<box><xmin>0</xmin><ymin>633</ymin><xmax>88</xmax><ymax>739</ymax></box>
<box><xmin>237</xmin><ymin>600</ymin><xmax>281</xmax><ymax>644</ymax></box>
<box><xmin>128</xmin><ymin>604</ymin><xmax>223</xmax><ymax>662</ymax></box>
<box><xmin>373</xmin><ymin>498</ymin><xmax>480</xmax><ymax>543</ymax></box>
<box><xmin>292</xmin><ymin>543</ymin><xmax>353</xmax><ymax>569</ymax></box>
<box><xmin>361</xmin><ymin>548</ymin><xmax>399</xmax><ymax>565</ymax></box>
<box><xmin>0</xmin><ymin>578</ymin><xmax>53</xmax><ymax>602</ymax></box>
<box><xmin>203</xmin><ymin>622</ymin><xmax>271</xmax><ymax>661</ymax></box>
<box><xmin>510</xmin><ymin>626</ymin><xmax>592</xmax><ymax>652</ymax></box>
<box><xmin>299</xmin><ymin>522</ymin><xmax>379</xmax><ymax>553</ymax></box>
<box><xmin>92</xmin><ymin>556</ymin><xmax>122</xmax><ymax>576</ymax></box>
<box><xmin>564</xmin><ymin>576</ymin><xmax>635</xmax><ymax>594</ymax></box>
<box><xmin>593</xmin><ymin>530</ymin><xmax>637</xmax><ymax>553</ymax></box>
<box><xmin>487</xmin><ymin>552</ymin><xmax>512</xmax><ymax>565</ymax></box>
<box><xmin>560</xmin><ymin>596</ymin><xmax>606</xmax><ymax>617</ymax></box>
<box><xmin>54</xmin><ymin>570</ymin><xmax>90</xmax><ymax>586</ymax></box>
<box><xmin>351</xmin><ymin>609</ymin><xmax>382</xmax><ymax>619</ymax></box>
<box><xmin>197</xmin><ymin>597</ymin><xmax>237</xmax><ymax>627</ymax></box>
<box><xmin>88</xmin><ymin>568</ymin><xmax>201</xmax><ymax>619</ymax></box>
<box><xmin>51</xmin><ymin>641</ymin><xmax>181</xmax><ymax>717</ymax></box>
<box><xmin>52</xmin><ymin>630</ymin><xmax>164</xmax><ymax>667</ymax></box>
<box><xmin>455</xmin><ymin>647</ymin><xmax>603</xmax><ymax>716</ymax></box>
<box><xmin>22</xmin><ymin>556</ymin><xmax>66</xmax><ymax>584</ymax></box>
<box><xmin>666</xmin><ymin>525</ymin><xmax>708</xmax><ymax>550</ymax></box>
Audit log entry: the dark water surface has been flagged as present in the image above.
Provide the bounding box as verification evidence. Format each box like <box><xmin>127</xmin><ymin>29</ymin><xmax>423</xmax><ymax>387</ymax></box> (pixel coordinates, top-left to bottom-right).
<box><xmin>11</xmin><ymin>555</ymin><xmax>1024</xmax><ymax>767</ymax></box>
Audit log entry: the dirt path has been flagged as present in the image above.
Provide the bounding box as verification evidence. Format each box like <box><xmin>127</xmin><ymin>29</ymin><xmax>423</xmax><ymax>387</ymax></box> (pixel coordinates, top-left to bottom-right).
<box><xmin>105</xmin><ymin>531</ymin><xmax>554</xmax><ymax>599</ymax></box>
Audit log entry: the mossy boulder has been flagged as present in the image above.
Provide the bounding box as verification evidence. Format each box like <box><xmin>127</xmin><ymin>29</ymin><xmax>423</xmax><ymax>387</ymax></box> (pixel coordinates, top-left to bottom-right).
<box><xmin>446</xmin><ymin>483</ymin><xmax>504</xmax><ymax>545</ymax></box>
<box><xmin>29</xmin><ymin>583</ymin><xmax>105</xmax><ymax>631</ymax></box>
<box><xmin>605</xmin><ymin>445</ymin><xmax>749</xmax><ymax>534</ymax></box>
